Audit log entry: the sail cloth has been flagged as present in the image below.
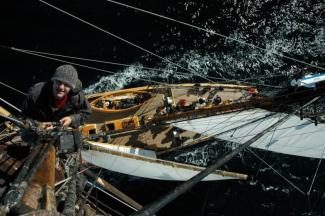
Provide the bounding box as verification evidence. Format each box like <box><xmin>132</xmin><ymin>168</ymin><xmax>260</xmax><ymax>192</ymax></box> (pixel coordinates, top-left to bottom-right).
<box><xmin>81</xmin><ymin>142</ymin><xmax>245</xmax><ymax>181</ymax></box>
<box><xmin>172</xmin><ymin>108</ymin><xmax>325</xmax><ymax>159</ymax></box>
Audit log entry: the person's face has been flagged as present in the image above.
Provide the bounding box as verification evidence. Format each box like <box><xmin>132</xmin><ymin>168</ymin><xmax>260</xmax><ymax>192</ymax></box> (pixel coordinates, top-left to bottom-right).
<box><xmin>52</xmin><ymin>80</ymin><xmax>72</xmax><ymax>100</ymax></box>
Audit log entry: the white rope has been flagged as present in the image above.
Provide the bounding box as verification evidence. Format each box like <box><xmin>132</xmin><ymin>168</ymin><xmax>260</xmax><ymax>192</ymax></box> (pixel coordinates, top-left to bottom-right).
<box><xmin>55</xmin><ymin>166</ymin><xmax>92</xmax><ymax>187</ymax></box>
<box><xmin>14</xmin><ymin>47</ymin><xmax>231</xmax><ymax>85</ymax></box>
<box><xmin>38</xmin><ymin>0</ymin><xmax>214</xmax><ymax>83</ymax></box>
<box><xmin>0</xmin><ymin>43</ymin><xmax>285</xmax><ymax>89</ymax></box>
<box><xmin>104</xmin><ymin>0</ymin><xmax>325</xmax><ymax>72</ymax></box>
<box><xmin>247</xmin><ymin>148</ymin><xmax>306</xmax><ymax>195</ymax></box>
<box><xmin>86</xmin><ymin>181</ymin><xmax>138</xmax><ymax>211</ymax></box>
<box><xmin>0</xmin><ymin>98</ymin><xmax>22</xmax><ymax>113</ymax></box>
<box><xmin>0</xmin><ymin>81</ymin><xmax>26</xmax><ymax>96</ymax></box>
<box><xmin>13</xmin><ymin>48</ymin><xmax>167</xmax><ymax>85</ymax></box>
<box><xmin>13</xmin><ymin>47</ymin><xmax>178</xmax><ymax>74</ymax></box>
<box><xmin>18</xmin><ymin>47</ymin><xmax>284</xmax><ymax>88</ymax></box>
<box><xmin>307</xmin><ymin>142</ymin><xmax>325</xmax><ymax>196</ymax></box>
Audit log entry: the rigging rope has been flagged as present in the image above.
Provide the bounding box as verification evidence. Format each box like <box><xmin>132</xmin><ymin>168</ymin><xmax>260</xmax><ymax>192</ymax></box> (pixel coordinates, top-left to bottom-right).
<box><xmin>0</xmin><ymin>81</ymin><xmax>26</xmax><ymax>96</ymax></box>
<box><xmin>307</xmin><ymin>142</ymin><xmax>325</xmax><ymax>196</ymax></box>
<box><xmin>14</xmin><ymin>48</ymin><xmax>167</xmax><ymax>85</ymax></box>
<box><xmin>0</xmin><ymin>43</ymin><xmax>285</xmax><ymax>89</ymax></box>
<box><xmin>78</xmin><ymin>169</ymin><xmax>103</xmax><ymax>215</ymax></box>
<box><xmin>246</xmin><ymin>148</ymin><xmax>306</xmax><ymax>195</ymax></box>
<box><xmin>86</xmin><ymin>193</ymin><xmax>125</xmax><ymax>216</ymax></box>
<box><xmin>16</xmin><ymin>46</ymin><xmax>284</xmax><ymax>88</ymax></box>
<box><xmin>11</xmin><ymin>46</ymin><xmax>229</xmax><ymax>85</ymax></box>
<box><xmin>0</xmin><ymin>97</ymin><xmax>22</xmax><ymax>113</ymax></box>
<box><xmin>86</xmin><ymin>181</ymin><xmax>138</xmax><ymax>211</ymax></box>
<box><xmin>9</xmin><ymin>47</ymin><xmax>179</xmax><ymax>74</ymax></box>
<box><xmin>38</xmin><ymin>0</ymin><xmax>214</xmax><ymax>83</ymax></box>
<box><xmin>104</xmin><ymin>0</ymin><xmax>325</xmax><ymax>72</ymax></box>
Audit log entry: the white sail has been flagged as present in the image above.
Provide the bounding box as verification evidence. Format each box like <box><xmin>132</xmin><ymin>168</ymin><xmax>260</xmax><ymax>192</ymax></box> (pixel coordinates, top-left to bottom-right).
<box><xmin>173</xmin><ymin>108</ymin><xmax>325</xmax><ymax>159</ymax></box>
<box><xmin>82</xmin><ymin>142</ymin><xmax>246</xmax><ymax>181</ymax></box>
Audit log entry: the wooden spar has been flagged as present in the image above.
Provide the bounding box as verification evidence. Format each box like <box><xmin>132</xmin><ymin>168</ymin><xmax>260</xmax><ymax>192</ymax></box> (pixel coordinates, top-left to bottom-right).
<box><xmin>0</xmin><ymin>114</ymin><xmax>25</xmax><ymax>129</ymax></box>
<box><xmin>131</xmin><ymin>96</ymin><xmax>320</xmax><ymax>216</ymax></box>
<box><xmin>3</xmin><ymin>133</ymin><xmax>59</xmax><ymax>214</ymax></box>
<box><xmin>85</xmin><ymin>143</ymin><xmax>248</xmax><ymax>180</ymax></box>
<box><xmin>84</xmin><ymin>169</ymin><xmax>143</xmax><ymax>210</ymax></box>
<box><xmin>0</xmin><ymin>106</ymin><xmax>11</xmax><ymax>117</ymax></box>
<box><xmin>18</xmin><ymin>145</ymin><xmax>56</xmax><ymax>212</ymax></box>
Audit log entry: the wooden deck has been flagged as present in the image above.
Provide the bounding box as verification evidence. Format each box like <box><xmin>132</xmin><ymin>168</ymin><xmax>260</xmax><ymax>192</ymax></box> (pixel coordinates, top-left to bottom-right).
<box><xmin>85</xmin><ymin>84</ymin><xmax>255</xmax><ymax>152</ymax></box>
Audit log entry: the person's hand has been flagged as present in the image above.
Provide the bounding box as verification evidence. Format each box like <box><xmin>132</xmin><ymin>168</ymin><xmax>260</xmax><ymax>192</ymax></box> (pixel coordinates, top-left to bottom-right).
<box><xmin>60</xmin><ymin>116</ymin><xmax>72</xmax><ymax>127</ymax></box>
<box><xmin>38</xmin><ymin>122</ymin><xmax>54</xmax><ymax>130</ymax></box>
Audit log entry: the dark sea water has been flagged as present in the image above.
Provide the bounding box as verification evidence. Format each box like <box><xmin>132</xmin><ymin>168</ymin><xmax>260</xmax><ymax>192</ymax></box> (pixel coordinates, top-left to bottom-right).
<box><xmin>1</xmin><ymin>0</ymin><xmax>325</xmax><ymax>215</ymax></box>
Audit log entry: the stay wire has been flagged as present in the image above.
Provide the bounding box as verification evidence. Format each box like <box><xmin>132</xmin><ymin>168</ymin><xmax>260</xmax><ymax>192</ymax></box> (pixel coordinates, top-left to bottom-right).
<box><xmin>1</xmin><ymin>44</ymin><xmax>284</xmax><ymax>89</ymax></box>
<box><xmin>0</xmin><ymin>97</ymin><xmax>22</xmax><ymax>113</ymax></box>
<box><xmin>11</xmin><ymin>47</ymin><xmax>179</xmax><ymax>74</ymax></box>
<box><xmin>15</xmin><ymin>47</ymin><xmax>226</xmax><ymax>85</ymax></box>
<box><xmin>247</xmin><ymin>148</ymin><xmax>306</xmax><ymax>195</ymax></box>
<box><xmin>105</xmin><ymin>0</ymin><xmax>325</xmax><ymax>72</ymax></box>
<box><xmin>38</xmin><ymin>0</ymin><xmax>214</xmax><ymax>83</ymax></box>
<box><xmin>254</xmin><ymin>116</ymin><xmax>279</xmax><ymax>177</ymax></box>
<box><xmin>0</xmin><ymin>81</ymin><xmax>26</xmax><ymax>96</ymax></box>
<box><xmin>186</xmin><ymin>110</ymin><xmax>278</xmax><ymax>146</ymax></box>
<box><xmin>85</xmin><ymin>181</ymin><xmax>138</xmax><ymax>211</ymax></box>
<box><xmin>14</xmin><ymin>48</ymin><xmax>167</xmax><ymax>85</ymax></box>
<box><xmin>307</xmin><ymin>142</ymin><xmax>325</xmax><ymax>196</ymax></box>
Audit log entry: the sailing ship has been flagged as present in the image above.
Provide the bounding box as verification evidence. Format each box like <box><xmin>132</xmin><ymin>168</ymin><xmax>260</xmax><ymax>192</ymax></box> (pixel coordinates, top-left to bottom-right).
<box><xmin>0</xmin><ymin>0</ymin><xmax>324</xmax><ymax>215</ymax></box>
<box><xmin>1</xmin><ymin>75</ymin><xmax>324</xmax><ymax>215</ymax></box>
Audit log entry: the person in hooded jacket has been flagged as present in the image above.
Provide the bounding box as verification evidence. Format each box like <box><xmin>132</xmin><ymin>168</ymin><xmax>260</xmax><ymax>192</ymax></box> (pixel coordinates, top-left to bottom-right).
<box><xmin>21</xmin><ymin>64</ymin><xmax>92</xmax><ymax>129</ymax></box>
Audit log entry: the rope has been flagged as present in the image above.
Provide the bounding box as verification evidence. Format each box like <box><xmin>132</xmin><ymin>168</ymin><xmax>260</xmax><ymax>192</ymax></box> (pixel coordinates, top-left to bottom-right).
<box><xmin>0</xmin><ymin>97</ymin><xmax>22</xmax><ymax>113</ymax></box>
<box><xmin>247</xmin><ymin>148</ymin><xmax>306</xmax><ymax>195</ymax></box>
<box><xmin>306</xmin><ymin>142</ymin><xmax>325</xmax><ymax>196</ymax></box>
<box><xmin>21</xmin><ymin>47</ymin><xmax>282</xmax><ymax>88</ymax></box>
<box><xmin>16</xmin><ymin>47</ymin><xmax>238</xmax><ymax>85</ymax></box>
<box><xmin>77</xmin><ymin>169</ymin><xmax>103</xmax><ymax>215</ymax></box>
<box><xmin>10</xmin><ymin>47</ymin><xmax>181</xmax><ymax>74</ymax></box>
<box><xmin>54</xmin><ymin>166</ymin><xmax>92</xmax><ymax>187</ymax></box>
<box><xmin>86</xmin><ymin>193</ymin><xmax>125</xmax><ymax>216</ymax></box>
<box><xmin>13</xmin><ymin>48</ymin><xmax>167</xmax><ymax>85</ymax></box>
<box><xmin>86</xmin><ymin>181</ymin><xmax>138</xmax><ymax>211</ymax></box>
<box><xmin>178</xmin><ymin>111</ymin><xmax>278</xmax><ymax>147</ymax></box>
<box><xmin>0</xmin><ymin>43</ymin><xmax>286</xmax><ymax>89</ymax></box>
<box><xmin>105</xmin><ymin>0</ymin><xmax>325</xmax><ymax>72</ymax></box>
<box><xmin>38</xmin><ymin>0</ymin><xmax>214</xmax><ymax>83</ymax></box>
<box><xmin>0</xmin><ymin>81</ymin><xmax>26</xmax><ymax>96</ymax></box>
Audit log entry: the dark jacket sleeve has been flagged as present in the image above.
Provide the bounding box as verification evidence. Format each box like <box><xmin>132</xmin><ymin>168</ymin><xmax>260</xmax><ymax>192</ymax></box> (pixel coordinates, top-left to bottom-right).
<box><xmin>21</xmin><ymin>93</ymin><xmax>34</xmax><ymax>119</ymax></box>
<box><xmin>21</xmin><ymin>83</ymin><xmax>44</xmax><ymax>120</ymax></box>
<box><xmin>69</xmin><ymin>93</ymin><xmax>92</xmax><ymax>128</ymax></box>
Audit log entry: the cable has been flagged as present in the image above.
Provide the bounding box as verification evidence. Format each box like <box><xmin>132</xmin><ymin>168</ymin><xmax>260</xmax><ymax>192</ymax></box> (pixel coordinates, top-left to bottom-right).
<box><xmin>0</xmin><ymin>81</ymin><xmax>26</xmax><ymax>96</ymax></box>
<box><xmin>14</xmin><ymin>48</ymin><xmax>167</xmax><ymax>85</ymax></box>
<box><xmin>86</xmin><ymin>181</ymin><xmax>138</xmax><ymax>211</ymax></box>
<box><xmin>11</xmin><ymin>47</ymin><xmax>180</xmax><ymax>74</ymax></box>
<box><xmin>247</xmin><ymin>148</ymin><xmax>306</xmax><ymax>195</ymax></box>
<box><xmin>0</xmin><ymin>43</ymin><xmax>286</xmax><ymax>89</ymax></box>
<box><xmin>0</xmin><ymin>97</ymin><xmax>22</xmax><ymax>113</ymax></box>
<box><xmin>307</xmin><ymin>142</ymin><xmax>325</xmax><ymax>196</ymax></box>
